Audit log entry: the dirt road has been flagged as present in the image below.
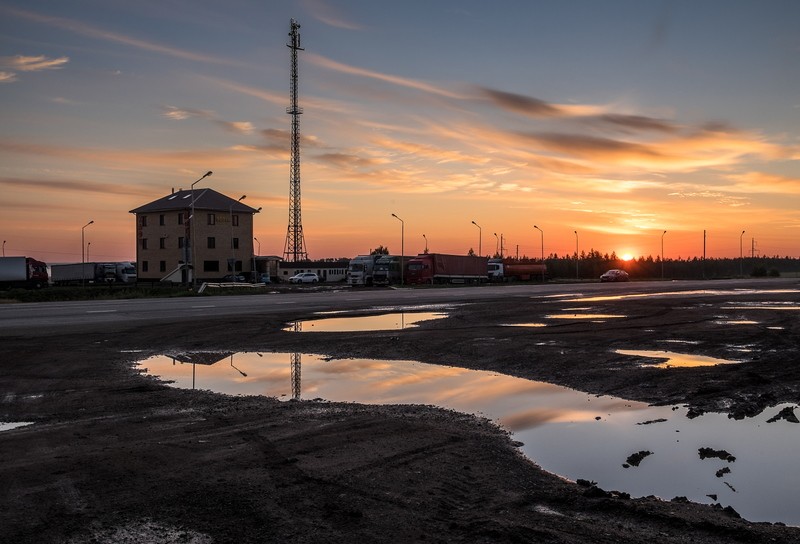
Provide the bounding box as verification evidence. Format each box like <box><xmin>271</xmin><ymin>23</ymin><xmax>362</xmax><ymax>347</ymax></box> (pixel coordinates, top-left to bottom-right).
<box><xmin>2</xmin><ymin>280</ymin><xmax>799</xmax><ymax>543</ymax></box>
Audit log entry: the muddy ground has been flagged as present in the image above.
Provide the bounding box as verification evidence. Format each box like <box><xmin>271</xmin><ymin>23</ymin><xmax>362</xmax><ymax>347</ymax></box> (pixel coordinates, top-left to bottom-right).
<box><xmin>2</xmin><ymin>281</ymin><xmax>800</xmax><ymax>543</ymax></box>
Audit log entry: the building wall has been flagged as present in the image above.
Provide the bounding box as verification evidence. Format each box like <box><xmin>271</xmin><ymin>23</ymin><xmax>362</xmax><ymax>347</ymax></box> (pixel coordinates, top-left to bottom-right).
<box><xmin>135</xmin><ymin>208</ymin><xmax>255</xmax><ymax>282</ymax></box>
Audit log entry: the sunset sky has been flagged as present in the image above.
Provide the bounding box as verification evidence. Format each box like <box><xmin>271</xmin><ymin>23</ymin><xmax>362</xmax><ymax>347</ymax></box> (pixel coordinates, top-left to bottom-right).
<box><xmin>2</xmin><ymin>0</ymin><xmax>799</xmax><ymax>263</ymax></box>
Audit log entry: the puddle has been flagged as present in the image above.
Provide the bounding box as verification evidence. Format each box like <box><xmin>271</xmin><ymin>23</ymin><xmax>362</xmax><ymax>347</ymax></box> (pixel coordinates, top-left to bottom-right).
<box><xmin>0</xmin><ymin>421</ymin><xmax>33</xmax><ymax>432</ymax></box>
<box><xmin>501</xmin><ymin>323</ymin><xmax>547</xmax><ymax>328</ymax></box>
<box><xmin>567</xmin><ymin>289</ymin><xmax>800</xmax><ymax>303</ymax></box>
<box><xmin>615</xmin><ymin>349</ymin><xmax>741</xmax><ymax>369</ymax></box>
<box><xmin>660</xmin><ymin>339</ymin><xmax>702</xmax><ymax>345</ymax></box>
<box><xmin>725</xmin><ymin>305</ymin><xmax>800</xmax><ymax>311</ymax></box>
<box><xmin>137</xmin><ymin>351</ymin><xmax>800</xmax><ymax>525</ymax></box>
<box><xmin>544</xmin><ymin>314</ymin><xmax>626</xmax><ymax>320</ymax></box>
<box><xmin>283</xmin><ymin>311</ymin><xmax>448</xmax><ymax>332</ymax></box>
<box><xmin>714</xmin><ymin>320</ymin><xmax>759</xmax><ymax>325</ymax></box>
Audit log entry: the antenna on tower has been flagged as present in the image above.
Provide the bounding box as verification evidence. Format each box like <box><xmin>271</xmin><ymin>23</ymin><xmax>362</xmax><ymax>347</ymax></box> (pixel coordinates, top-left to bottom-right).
<box><xmin>283</xmin><ymin>18</ymin><xmax>309</xmax><ymax>262</ymax></box>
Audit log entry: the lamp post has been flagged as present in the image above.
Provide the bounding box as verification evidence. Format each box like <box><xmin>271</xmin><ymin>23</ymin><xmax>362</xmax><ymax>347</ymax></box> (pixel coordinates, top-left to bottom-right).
<box><xmin>740</xmin><ymin>230</ymin><xmax>746</xmax><ymax>277</ymax></box>
<box><xmin>230</xmin><ymin>195</ymin><xmax>246</xmax><ymax>281</ymax></box>
<box><xmin>493</xmin><ymin>232</ymin><xmax>499</xmax><ymax>257</ymax></box>
<box><xmin>423</xmin><ymin>233</ymin><xmax>428</xmax><ymax>254</ymax></box>
<box><xmin>86</xmin><ymin>242</ymin><xmax>91</xmax><ymax>262</ymax></box>
<box><xmin>471</xmin><ymin>221</ymin><xmax>481</xmax><ymax>256</ymax></box>
<box><xmin>190</xmin><ymin>171</ymin><xmax>213</xmax><ymax>288</ymax></box>
<box><xmin>661</xmin><ymin>230</ymin><xmax>667</xmax><ymax>280</ymax></box>
<box><xmin>253</xmin><ymin>237</ymin><xmax>261</xmax><ymax>283</ymax></box>
<box><xmin>81</xmin><ymin>220</ymin><xmax>94</xmax><ymax>287</ymax></box>
<box><xmin>2</xmin><ymin>240</ymin><xmax>5</xmax><ymax>257</ymax></box>
<box><xmin>392</xmin><ymin>213</ymin><xmax>404</xmax><ymax>285</ymax></box>
<box><xmin>574</xmin><ymin>230</ymin><xmax>579</xmax><ymax>280</ymax></box>
<box><xmin>533</xmin><ymin>225</ymin><xmax>544</xmax><ymax>282</ymax></box>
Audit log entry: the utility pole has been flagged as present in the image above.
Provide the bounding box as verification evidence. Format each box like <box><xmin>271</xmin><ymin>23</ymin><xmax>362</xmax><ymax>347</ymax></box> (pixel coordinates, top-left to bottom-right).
<box><xmin>702</xmin><ymin>230</ymin><xmax>706</xmax><ymax>279</ymax></box>
<box><xmin>283</xmin><ymin>18</ymin><xmax>308</xmax><ymax>262</ymax></box>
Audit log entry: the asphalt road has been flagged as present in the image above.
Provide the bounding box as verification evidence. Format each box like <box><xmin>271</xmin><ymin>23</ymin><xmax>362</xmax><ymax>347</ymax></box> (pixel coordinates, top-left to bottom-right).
<box><xmin>1</xmin><ymin>277</ymin><xmax>794</xmax><ymax>333</ymax></box>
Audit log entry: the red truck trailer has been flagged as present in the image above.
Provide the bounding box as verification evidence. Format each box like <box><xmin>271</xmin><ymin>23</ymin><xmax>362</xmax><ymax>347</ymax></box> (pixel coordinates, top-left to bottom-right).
<box><xmin>405</xmin><ymin>253</ymin><xmax>488</xmax><ymax>285</ymax></box>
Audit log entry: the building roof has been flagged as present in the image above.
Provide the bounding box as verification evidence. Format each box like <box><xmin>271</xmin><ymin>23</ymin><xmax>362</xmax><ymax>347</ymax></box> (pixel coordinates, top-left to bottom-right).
<box><xmin>129</xmin><ymin>188</ymin><xmax>260</xmax><ymax>214</ymax></box>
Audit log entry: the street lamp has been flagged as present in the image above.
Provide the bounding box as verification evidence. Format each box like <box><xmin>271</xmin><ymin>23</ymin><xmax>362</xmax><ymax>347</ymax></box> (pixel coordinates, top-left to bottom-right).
<box><xmin>391</xmin><ymin>213</ymin><xmax>404</xmax><ymax>285</ymax></box>
<box><xmin>661</xmin><ymin>230</ymin><xmax>667</xmax><ymax>280</ymax></box>
<box><xmin>81</xmin><ymin>220</ymin><xmax>94</xmax><ymax>287</ymax></box>
<box><xmin>253</xmin><ymin>237</ymin><xmax>261</xmax><ymax>283</ymax></box>
<box><xmin>230</xmin><ymin>195</ymin><xmax>246</xmax><ymax>281</ymax></box>
<box><xmin>740</xmin><ymin>230</ymin><xmax>746</xmax><ymax>277</ymax></box>
<box><xmin>87</xmin><ymin>242</ymin><xmax>91</xmax><ymax>262</ymax></box>
<box><xmin>471</xmin><ymin>221</ymin><xmax>481</xmax><ymax>256</ymax></box>
<box><xmin>423</xmin><ymin>233</ymin><xmax>428</xmax><ymax>254</ymax></box>
<box><xmin>533</xmin><ymin>225</ymin><xmax>544</xmax><ymax>282</ymax></box>
<box><xmin>493</xmin><ymin>232</ymin><xmax>499</xmax><ymax>257</ymax></box>
<box><xmin>190</xmin><ymin>170</ymin><xmax>213</xmax><ymax>288</ymax></box>
<box><xmin>574</xmin><ymin>230</ymin><xmax>579</xmax><ymax>280</ymax></box>
<box><xmin>2</xmin><ymin>240</ymin><xmax>5</xmax><ymax>257</ymax></box>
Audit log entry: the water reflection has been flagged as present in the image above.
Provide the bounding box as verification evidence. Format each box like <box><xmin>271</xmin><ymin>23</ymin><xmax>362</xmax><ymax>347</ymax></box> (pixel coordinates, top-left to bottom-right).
<box><xmin>137</xmin><ymin>351</ymin><xmax>799</xmax><ymax>524</ymax></box>
<box><xmin>566</xmin><ymin>289</ymin><xmax>800</xmax><ymax>303</ymax></box>
<box><xmin>0</xmin><ymin>421</ymin><xmax>32</xmax><ymax>432</ymax></box>
<box><xmin>544</xmin><ymin>314</ymin><xmax>626</xmax><ymax>320</ymax></box>
<box><xmin>615</xmin><ymin>349</ymin><xmax>741</xmax><ymax>368</ymax></box>
<box><xmin>283</xmin><ymin>312</ymin><xmax>447</xmax><ymax>332</ymax></box>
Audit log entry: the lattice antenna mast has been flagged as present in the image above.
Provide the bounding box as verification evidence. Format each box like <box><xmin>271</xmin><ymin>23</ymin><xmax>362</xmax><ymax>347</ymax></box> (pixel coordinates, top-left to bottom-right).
<box><xmin>283</xmin><ymin>18</ymin><xmax>308</xmax><ymax>262</ymax></box>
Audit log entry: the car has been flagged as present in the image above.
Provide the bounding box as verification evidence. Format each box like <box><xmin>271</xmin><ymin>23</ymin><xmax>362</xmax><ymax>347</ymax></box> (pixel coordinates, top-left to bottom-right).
<box><xmin>289</xmin><ymin>272</ymin><xmax>319</xmax><ymax>284</ymax></box>
<box><xmin>223</xmin><ymin>274</ymin><xmax>245</xmax><ymax>282</ymax></box>
<box><xmin>600</xmin><ymin>269</ymin><xmax>629</xmax><ymax>282</ymax></box>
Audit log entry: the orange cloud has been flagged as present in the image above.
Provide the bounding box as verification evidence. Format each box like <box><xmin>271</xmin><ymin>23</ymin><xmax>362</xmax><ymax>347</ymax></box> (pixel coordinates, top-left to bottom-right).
<box><xmin>0</xmin><ymin>54</ymin><xmax>69</xmax><ymax>71</ymax></box>
<box><xmin>723</xmin><ymin>172</ymin><xmax>800</xmax><ymax>194</ymax></box>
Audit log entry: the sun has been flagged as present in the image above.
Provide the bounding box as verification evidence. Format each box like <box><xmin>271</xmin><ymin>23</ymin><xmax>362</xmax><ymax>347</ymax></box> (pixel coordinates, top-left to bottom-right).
<box><xmin>621</xmin><ymin>253</ymin><xmax>634</xmax><ymax>261</ymax></box>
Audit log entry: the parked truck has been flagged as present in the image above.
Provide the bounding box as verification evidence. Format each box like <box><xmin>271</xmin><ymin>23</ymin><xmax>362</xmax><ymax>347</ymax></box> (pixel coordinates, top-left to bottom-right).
<box><xmin>0</xmin><ymin>256</ymin><xmax>49</xmax><ymax>289</ymax></box>
<box><xmin>488</xmin><ymin>258</ymin><xmax>547</xmax><ymax>282</ymax></box>
<box><xmin>347</xmin><ymin>254</ymin><xmax>382</xmax><ymax>286</ymax></box>
<box><xmin>372</xmin><ymin>255</ymin><xmax>409</xmax><ymax>286</ymax></box>
<box><xmin>405</xmin><ymin>253</ymin><xmax>488</xmax><ymax>285</ymax></box>
<box><xmin>51</xmin><ymin>262</ymin><xmax>137</xmax><ymax>286</ymax></box>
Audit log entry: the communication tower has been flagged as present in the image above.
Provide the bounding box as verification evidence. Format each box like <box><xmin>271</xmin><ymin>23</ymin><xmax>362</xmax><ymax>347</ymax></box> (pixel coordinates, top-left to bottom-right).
<box><xmin>283</xmin><ymin>18</ymin><xmax>309</xmax><ymax>261</ymax></box>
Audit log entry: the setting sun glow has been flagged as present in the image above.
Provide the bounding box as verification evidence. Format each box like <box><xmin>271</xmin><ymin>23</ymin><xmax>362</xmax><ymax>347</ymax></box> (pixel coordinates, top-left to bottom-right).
<box><xmin>621</xmin><ymin>254</ymin><xmax>634</xmax><ymax>262</ymax></box>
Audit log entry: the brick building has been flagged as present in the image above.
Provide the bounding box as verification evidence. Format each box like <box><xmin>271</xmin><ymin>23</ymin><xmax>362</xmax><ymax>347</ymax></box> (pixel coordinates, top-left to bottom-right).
<box><xmin>130</xmin><ymin>188</ymin><xmax>260</xmax><ymax>283</ymax></box>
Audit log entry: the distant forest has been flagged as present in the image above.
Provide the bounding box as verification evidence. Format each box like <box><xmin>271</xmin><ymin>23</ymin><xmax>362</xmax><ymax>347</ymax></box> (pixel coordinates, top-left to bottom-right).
<box><xmin>522</xmin><ymin>250</ymin><xmax>799</xmax><ymax>280</ymax></box>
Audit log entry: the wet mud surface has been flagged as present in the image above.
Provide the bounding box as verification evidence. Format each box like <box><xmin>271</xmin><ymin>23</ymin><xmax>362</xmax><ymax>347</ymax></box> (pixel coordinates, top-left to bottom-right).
<box><xmin>2</xmin><ymin>281</ymin><xmax>800</xmax><ymax>542</ymax></box>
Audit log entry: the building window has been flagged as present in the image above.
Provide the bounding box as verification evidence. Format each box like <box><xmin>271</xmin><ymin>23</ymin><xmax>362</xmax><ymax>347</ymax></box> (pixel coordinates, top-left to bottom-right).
<box><xmin>232</xmin><ymin>214</ymin><xmax>239</xmax><ymax>227</ymax></box>
<box><xmin>141</xmin><ymin>238</ymin><xmax>148</xmax><ymax>250</ymax></box>
<box><xmin>142</xmin><ymin>261</ymin><xmax>149</xmax><ymax>272</ymax></box>
<box><xmin>178</xmin><ymin>237</ymin><xmax>184</xmax><ymax>249</ymax></box>
<box><xmin>208</xmin><ymin>213</ymin><xmax>216</xmax><ymax>225</ymax></box>
<box><xmin>178</xmin><ymin>213</ymin><xmax>184</xmax><ymax>225</ymax></box>
<box><xmin>160</xmin><ymin>261</ymin><xmax>166</xmax><ymax>272</ymax></box>
<box><xmin>232</xmin><ymin>237</ymin><xmax>239</xmax><ymax>250</ymax></box>
<box><xmin>207</xmin><ymin>237</ymin><xmax>215</xmax><ymax>249</ymax></box>
<box><xmin>159</xmin><ymin>214</ymin><xmax>165</xmax><ymax>226</ymax></box>
<box><xmin>159</xmin><ymin>237</ymin><xmax>166</xmax><ymax>249</ymax></box>
<box><xmin>203</xmin><ymin>260</ymin><xmax>220</xmax><ymax>272</ymax></box>
<box><xmin>140</xmin><ymin>216</ymin><xmax>147</xmax><ymax>227</ymax></box>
